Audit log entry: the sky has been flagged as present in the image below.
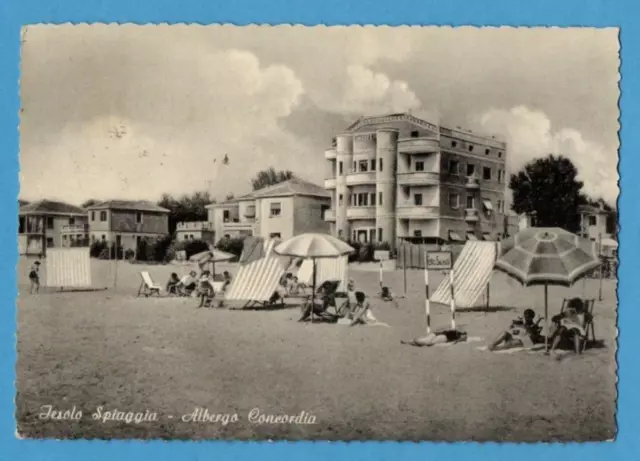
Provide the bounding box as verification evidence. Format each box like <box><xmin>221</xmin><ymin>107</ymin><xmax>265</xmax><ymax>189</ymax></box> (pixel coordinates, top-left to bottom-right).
<box><xmin>19</xmin><ymin>25</ymin><xmax>620</xmax><ymax>206</ymax></box>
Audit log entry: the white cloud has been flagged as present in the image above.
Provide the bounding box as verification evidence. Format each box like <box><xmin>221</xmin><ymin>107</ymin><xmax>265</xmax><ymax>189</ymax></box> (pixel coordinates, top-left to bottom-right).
<box><xmin>473</xmin><ymin>106</ymin><xmax>618</xmax><ymax>205</ymax></box>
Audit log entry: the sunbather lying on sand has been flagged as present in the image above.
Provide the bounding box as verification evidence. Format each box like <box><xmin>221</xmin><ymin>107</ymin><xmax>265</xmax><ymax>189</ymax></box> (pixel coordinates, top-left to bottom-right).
<box><xmin>401</xmin><ymin>329</ymin><xmax>467</xmax><ymax>347</ymax></box>
<box><xmin>488</xmin><ymin>308</ymin><xmax>543</xmax><ymax>351</ymax></box>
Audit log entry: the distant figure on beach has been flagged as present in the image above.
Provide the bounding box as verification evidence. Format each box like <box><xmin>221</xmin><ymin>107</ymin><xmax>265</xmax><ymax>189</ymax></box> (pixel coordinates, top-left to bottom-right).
<box><xmin>487</xmin><ymin>308</ymin><xmax>543</xmax><ymax>351</ymax></box>
<box><xmin>166</xmin><ymin>272</ymin><xmax>180</xmax><ymax>295</ymax></box>
<box><xmin>177</xmin><ymin>271</ymin><xmax>198</xmax><ymax>296</ymax></box>
<box><xmin>28</xmin><ymin>260</ymin><xmax>41</xmax><ymax>294</ymax></box>
<box><xmin>401</xmin><ymin>329</ymin><xmax>467</xmax><ymax>347</ymax></box>
<box><xmin>350</xmin><ymin>291</ymin><xmax>388</xmax><ymax>327</ymax></box>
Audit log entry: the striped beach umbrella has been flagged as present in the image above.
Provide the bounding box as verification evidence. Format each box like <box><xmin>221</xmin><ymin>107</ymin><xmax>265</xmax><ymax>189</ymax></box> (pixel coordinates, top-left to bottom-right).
<box><xmin>494</xmin><ymin>227</ymin><xmax>601</xmax><ymax>352</ymax></box>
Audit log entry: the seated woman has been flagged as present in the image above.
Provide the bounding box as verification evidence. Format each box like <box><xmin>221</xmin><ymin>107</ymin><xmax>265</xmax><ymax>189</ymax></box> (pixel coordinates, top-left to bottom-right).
<box><xmin>197</xmin><ymin>270</ymin><xmax>215</xmax><ymax>307</ymax></box>
<box><xmin>166</xmin><ymin>272</ymin><xmax>180</xmax><ymax>295</ymax></box>
<box><xmin>488</xmin><ymin>308</ymin><xmax>543</xmax><ymax>351</ymax></box>
<box><xmin>349</xmin><ymin>291</ymin><xmax>385</xmax><ymax>326</ymax></box>
<box><xmin>401</xmin><ymin>329</ymin><xmax>467</xmax><ymax>346</ymax></box>
<box><xmin>298</xmin><ymin>281</ymin><xmax>339</xmax><ymax>322</ymax></box>
<box><xmin>549</xmin><ymin>298</ymin><xmax>589</xmax><ymax>355</ymax></box>
<box><xmin>176</xmin><ymin>271</ymin><xmax>198</xmax><ymax>296</ymax></box>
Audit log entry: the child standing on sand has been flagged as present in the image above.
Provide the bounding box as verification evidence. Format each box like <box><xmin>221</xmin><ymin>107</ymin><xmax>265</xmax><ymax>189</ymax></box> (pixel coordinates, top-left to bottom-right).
<box><xmin>29</xmin><ymin>260</ymin><xmax>41</xmax><ymax>294</ymax></box>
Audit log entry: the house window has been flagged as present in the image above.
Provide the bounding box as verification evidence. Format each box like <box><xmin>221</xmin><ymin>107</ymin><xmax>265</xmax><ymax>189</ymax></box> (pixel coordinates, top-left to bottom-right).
<box><xmin>270</xmin><ymin>202</ymin><xmax>282</xmax><ymax>217</ymax></box>
<box><xmin>414</xmin><ymin>194</ymin><xmax>423</xmax><ymax>206</ymax></box>
<box><xmin>101</xmin><ymin>235</ymin><xmax>106</xmax><ymax>240</ymax></box>
<box><xmin>69</xmin><ymin>217</ymin><xmax>75</xmax><ymax>225</ymax></box>
<box><xmin>369</xmin><ymin>229</ymin><xmax>376</xmax><ymax>242</ymax></box>
<box><xmin>413</xmin><ymin>230</ymin><xmax>422</xmax><ymax>238</ymax></box>
<box><xmin>338</xmin><ymin>194</ymin><xmax>343</xmax><ymax>206</ymax></box>
<box><xmin>498</xmin><ymin>151</ymin><xmax>503</xmax><ymax>158</ymax></box>
<box><xmin>357</xmin><ymin>193</ymin><xmax>369</xmax><ymax>206</ymax></box>
<box><xmin>352</xmin><ymin>161</ymin><xmax>357</xmax><ymax>172</ymax></box>
<box><xmin>378</xmin><ymin>228</ymin><xmax>383</xmax><ymax>242</ymax></box>
<box><xmin>483</xmin><ymin>167</ymin><xmax>492</xmax><ymax>180</ymax></box>
<box><xmin>497</xmin><ymin>200</ymin><xmax>502</xmax><ymax>213</ymax></box>
<box><xmin>136</xmin><ymin>212</ymin><xmax>142</xmax><ymax>224</ymax></box>
<box><xmin>379</xmin><ymin>158</ymin><xmax>383</xmax><ymax>171</ymax></box>
<box><xmin>466</xmin><ymin>196</ymin><xmax>475</xmax><ymax>209</ymax></box>
<box><xmin>320</xmin><ymin>204</ymin><xmax>330</xmax><ymax>218</ymax></box>
<box><xmin>415</xmin><ymin>161</ymin><xmax>425</xmax><ymax>172</ymax></box>
<box><xmin>47</xmin><ymin>217</ymin><xmax>54</xmax><ymax>229</ymax></box>
<box><xmin>338</xmin><ymin>162</ymin><xmax>343</xmax><ymax>175</ymax></box>
<box><xmin>485</xmin><ymin>148</ymin><xmax>490</xmax><ymax>155</ymax></box>
<box><xmin>468</xmin><ymin>145</ymin><xmax>474</xmax><ymax>152</ymax></box>
<box><xmin>91</xmin><ymin>211</ymin><xmax>95</xmax><ymax>221</ymax></box>
<box><xmin>588</xmin><ymin>215</ymin><xmax>597</xmax><ymax>226</ymax></box>
<box><xmin>100</xmin><ymin>211</ymin><xmax>107</xmax><ymax>222</ymax></box>
<box><xmin>411</xmin><ymin>130</ymin><xmax>419</xmax><ymax>138</ymax></box>
<box><xmin>269</xmin><ymin>233</ymin><xmax>281</xmax><ymax>239</ymax></box>
<box><xmin>370</xmin><ymin>193</ymin><xmax>376</xmax><ymax>206</ymax></box>
<box><xmin>449</xmin><ymin>160</ymin><xmax>460</xmax><ymax>174</ymax></box>
<box><xmin>359</xmin><ymin>160</ymin><xmax>368</xmax><ymax>172</ymax></box>
<box><xmin>467</xmin><ymin>164</ymin><xmax>475</xmax><ymax>176</ymax></box>
<box><xmin>370</xmin><ymin>159</ymin><xmax>376</xmax><ymax>171</ymax></box>
<box><xmin>449</xmin><ymin>193</ymin><xmax>460</xmax><ymax>209</ymax></box>
<box><xmin>46</xmin><ymin>237</ymin><xmax>54</xmax><ymax>247</ymax></box>
<box><xmin>379</xmin><ymin>192</ymin><xmax>383</xmax><ymax>205</ymax></box>
<box><xmin>451</xmin><ymin>140</ymin><xmax>457</xmax><ymax>148</ymax></box>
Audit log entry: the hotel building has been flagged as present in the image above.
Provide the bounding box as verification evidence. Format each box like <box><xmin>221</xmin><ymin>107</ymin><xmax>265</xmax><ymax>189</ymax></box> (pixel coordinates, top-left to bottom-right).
<box><xmin>323</xmin><ymin>113</ymin><xmax>508</xmax><ymax>248</ymax></box>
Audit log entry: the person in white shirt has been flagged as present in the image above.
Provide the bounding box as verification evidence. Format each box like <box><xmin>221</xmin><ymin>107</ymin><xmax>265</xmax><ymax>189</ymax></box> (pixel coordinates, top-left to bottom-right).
<box><xmin>177</xmin><ymin>271</ymin><xmax>198</xmax><ymax>296</ymax></box>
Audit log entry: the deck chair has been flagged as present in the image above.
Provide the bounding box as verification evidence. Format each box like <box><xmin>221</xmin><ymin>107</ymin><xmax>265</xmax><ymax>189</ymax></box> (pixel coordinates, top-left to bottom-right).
<box><xmin>138</xmin><ymin>271</ymin><xmax>162</xmax><ymax>297</ymax></box>
<box><xmin>560</xmin><ymin>298</ymin><xmax>596</xmax><ymax>352</ymax></box>
<box><xmin>299</xmin><ymin>280</ymin><xmax>342</xmax><ymax>321</ymax></box>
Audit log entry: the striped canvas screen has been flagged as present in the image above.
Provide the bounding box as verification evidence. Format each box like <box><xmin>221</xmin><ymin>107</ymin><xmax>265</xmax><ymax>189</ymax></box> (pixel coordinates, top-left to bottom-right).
<box><xmin>430</xmin><ymin>241</ymin><xmax>496</xmax><ymax>308</ymax></box>
<box><xmin>297</xmin><ymin>256</ymin><xmax>349</xmax><ymax>290</ymax></box>
<box><xmin>45</xmin><ymin>248</ymin><xmax>92</xmax><ymax>288</ymax></box>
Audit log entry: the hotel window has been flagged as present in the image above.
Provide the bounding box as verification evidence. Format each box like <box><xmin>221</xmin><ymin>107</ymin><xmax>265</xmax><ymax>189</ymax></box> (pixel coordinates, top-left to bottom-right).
<box><xmin>379</xmin><ymin>158</ymin><xmax>383</xmax><ymax>171</ymax></box>
<box><xmin>414</xmin><ymin>194</ymin><xmax>423</xmax><ymax>206</ymax></box>
<box><xmin>47</xmin><ymin>217</ymin><xmax>54</xmax><ymax>229</ymax></box>
<box><xmin>357</xmin><ymin>193</ymin><xmax>369</xmax><ymax>206</ymax></box>
<box><xmin>69</xmin><ymin>217</ymin><xmax>75</xmax><ymax>225</ymax></box>
<box><xmin>46</xmin><ymin>237</ymin><xmax>54</xmax><ymax>248</ymax></box>
<box><xmin>588</xmin><ymin>215</ymin><xmax>597</xmax><ymax>226</ymax></box>
<box><xmin>498</xmin><ymin>151</ymin><xmax>503</xmax><ymax>158</ymax></box>
<box><xmin>352</xmin><ymin>161</ymin><xmax>357</xmax><ymax>172</ymax></box>
<box><xmin>370</xmin><ymin>159</ymin><xmax>376</xmax><ymax>171</ymax></box>
<box><xmin>449</xmin><ymin>159</ymin><xmax>460</xmax><ymax>174</ymax></box>
<box><xmin>91</xmin><ymin>211</ymin><xmax>95</xmax><ymax>221</ymax></box>
<box><xmin>100</xmin><ymin>211</ymin><xmax>107</xmax><ymax>222</ymax></box>
<box><xmin>136</xmin><ymin>212</ymin><xmax>142</xmax><ymax>224</ymax></box>
<box><xmin>497</xmin><ymin>200</ymin><xmax>502</xmax><ymax>213</ymax></box>
<box><xmin>468</xmin><ymin>145</ymin><xmax>474</xmax><ymax>152</ymax></box>
<box><xmin>369</xmin><ymin>229</ymin><xmax>376</xmax><ymax>242</ymax></box>
<box><xmin>451</xmin><ymin>140</ymin><xmax>457</xmax><ymax>148</ymax></box>
<box><xmin>223</xmin><ymin>210</ymin><xmax>230</xmax><ymax>222</ymax></box>
<box><xmin>467</xmin><ymin>164</ymin><xmax>475</xmax><ymax>176</ymax></box>
<box><xmin>339</xmin><ymin>162</ymin><xmax>343</xmax><ymax>175</ymax></box>
<box><xmin>370</xmin><ymin>193</ymin><xmax>376</xmax><ymax>206</ymax></box>
<box><xmin>485</xmin><ymin>148</ymin><xmax>490</xmax><ymax>155</ymax></box>
<box><xmin>415</xmin><ymin>161</ymin><xmax>425</xmax><ymax>172</ymax></box>
<box><xmin>270</xmin><ymin>202</ymin><xmax>282</xmax><ymax>217</ymax></box>
<box><xmin>414</xmin><ymin>230</ymin><xmax>422</xmax><ymax>237</ymax></box>
<box><xmin>101</xmin><ymin>235</ymin><xmax>106</xmax><ymax>240</ymax></box>
<box><xmin>378</xmin><ymin>192</ymin><xmax>383</xmax><ymax>205</ymax></box>
<box><xmin>449</xmin><ymin>193</ymin><xmax>460</xmax><ymax>209</ymax></box>
<box><xmin>411</xmin><ymin>130</ymin><xmax>419</xmax><ymax>138</ymax></box>
<box><xmin>466</xmin><ymin>196</ymin><xmax>475</xmax><ymax>209</ymax></box>
<box><xmin>338</xmin><ymin>194</ymin><xmax>343</xmax><ymax>205</ymax></box>
<box><xmin>483</xmin><ymin>166</ymin><xmax>492</xmax><ymax>180</ymax></box>
<box><xmin>359</xmin><ymin>160</ymin><xmax>368</xmax><ymax>172</ymax></box>
<box><xmin>378</xmin><ymin>228</ymin><xmax>383</xmax><ymax>242</ymax></box>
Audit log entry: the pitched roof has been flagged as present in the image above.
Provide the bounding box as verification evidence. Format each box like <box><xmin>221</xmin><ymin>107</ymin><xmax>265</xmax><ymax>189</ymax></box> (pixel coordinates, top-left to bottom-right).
<box><xmin>19</xmin><ymin>199</ymin><xmax>86</xmax><ymax>216</ymax></box>
<box><xmin>86</xmin><ymin>200</ymin><xmax>170</xmax><ymax>213</ymax></box>
<box><xmin>251</xmin><ymin>178</ymin><xmax>330</xmax><ymax>199</ymax></box>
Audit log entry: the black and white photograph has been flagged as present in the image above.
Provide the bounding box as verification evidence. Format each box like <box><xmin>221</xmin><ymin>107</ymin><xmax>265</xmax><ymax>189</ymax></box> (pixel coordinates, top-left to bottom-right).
<box><xmin>16</xmin><ymin>25</ymin><xmax>619</xmax><ymax>441</ymax></box>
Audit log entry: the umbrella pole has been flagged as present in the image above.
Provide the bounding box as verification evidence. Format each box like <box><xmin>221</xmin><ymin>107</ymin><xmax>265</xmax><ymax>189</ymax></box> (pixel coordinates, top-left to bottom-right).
<box><xmin>544</xmin><ymin>283</ymin><xmax>549</xmax><ymax>354</ymax></box>
<box><xmin>311</xmin><ymin>258</ymin><xmax>316</xmax><ymax>323</ymax></box>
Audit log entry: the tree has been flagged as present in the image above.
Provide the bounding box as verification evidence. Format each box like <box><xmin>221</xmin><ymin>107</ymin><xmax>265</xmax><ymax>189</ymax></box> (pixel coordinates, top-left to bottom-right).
<box><xmin>251</xmin><ymin>167</ymin><xmax>294</xmax><ymax>191</ymax></box>
<box><xmin>225</xmin><ymin>193</ymin><xmax>235</xmax><ymax>201</ymax></box>
<box><xmin>509</xmin><ymin>155</ymin><xmax>586</xmax><ymax>233</ymax></box>
<box><xmin>81</xmin><ymin>199</ymin><xmax>99</xmax><ymax>208</ymax></box>
<box><xmin>158</xmin><ymin>190</ymin><xmax>216</xmax><ymax>234</ymax></box>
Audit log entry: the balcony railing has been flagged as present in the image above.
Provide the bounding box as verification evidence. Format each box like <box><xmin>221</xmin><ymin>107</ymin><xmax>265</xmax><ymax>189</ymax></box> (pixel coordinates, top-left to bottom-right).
<box><xmin>61</xmin><ymin>224</ymin><xmax>89</xmax><ymax>233</ymax></box>
<box><xmin>324</xmin><ymin>148</ymin><xmax>337</xmax><ymax>160</ymax></box>
<box><xmin>465</xmin><ymin>176</ymin><xmax>481</xmax><ymax>190</ymax></box>
<box><xmin>324</xmin><ymin>178</ymin><xmax>337</xmax><ymax>189</ymax></box>
<box><xmin>397</xmin><ymin>137</ymin><xmax>440</xmax><ymax>154</ymax></box>
<box><xmin>223</xmin><ymin>219</ymin><xmax>255</xmax><ymax>229</ymax></box>
<box><xmin>176</xmin><ymin>221</ymin><xmax>215</xmax><ymax>231</ymax></box>
<box><xmin>346</xmin><ymin>206</ymin><xmax>376</xmax><ymax>220</ymax></box>
<box><xmin>465</xmin><ymin>208</ymin><xmax>480</xmax><ymax>222</ymax></box>
<box><xmin>396</xmin><ymin>206</ymin><xmax>439</xmax><ymax>220</ymax></box>
<box><xmin>397</xmin><ymin>171</ymin><xmax>440</xmax><ymax>187</ymax></box>
<box><xmin>346</xmin><ymin>171</ymin><xmax>376</xmax><ymax>186</ymax></box>
<box><xmin>324</xmin><ymin>209</ymin><xmax>336</xmax><ymax>221</ymax></box>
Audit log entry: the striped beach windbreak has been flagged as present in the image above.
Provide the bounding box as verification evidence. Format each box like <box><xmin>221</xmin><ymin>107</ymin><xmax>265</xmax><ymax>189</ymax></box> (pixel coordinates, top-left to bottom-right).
<box><xmin>45</xmin><ymin>248</ymin><xmax>92</xmax><ymax>288</ymax></box>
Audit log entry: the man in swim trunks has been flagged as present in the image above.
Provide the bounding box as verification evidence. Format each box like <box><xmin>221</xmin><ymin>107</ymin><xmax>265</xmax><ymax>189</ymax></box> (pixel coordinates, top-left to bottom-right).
<box><xmin>487</xmin><ymin>308</ymin><xmax>543</xmax><ymax>351</ymax></box>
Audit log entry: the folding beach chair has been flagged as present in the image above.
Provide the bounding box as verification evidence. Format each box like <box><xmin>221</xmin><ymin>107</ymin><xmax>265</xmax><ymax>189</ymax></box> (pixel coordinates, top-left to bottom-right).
<box><xmin>299</xmin><ymin>280</ymin><xmax>342</xmax><ymax>321</ymax></box>
<box><xmin>560</xmin><ymin>298</ymin><xmax>596</xmax><ymax>352</ymax></box>
<box><xmin>138</xmin><ymin>271</ymin><xmax>162</xmax><ymax>297</ymax></box>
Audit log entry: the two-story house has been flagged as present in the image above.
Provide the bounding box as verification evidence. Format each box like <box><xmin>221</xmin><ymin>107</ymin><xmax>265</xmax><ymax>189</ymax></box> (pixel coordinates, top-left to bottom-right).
<box><xmin>206</xmin><ymin>178</ymin><xmax>331</xmax><ymax>242</ymax></box>
<box><xmin>18</xmin><ymin>200</ymin><xmax>89</xmax><ymax>255</ymax></box>
<box><xmin>86</xmin><ymin>200</ymin><xmax>170</xmax><ymax>252</ymax></box>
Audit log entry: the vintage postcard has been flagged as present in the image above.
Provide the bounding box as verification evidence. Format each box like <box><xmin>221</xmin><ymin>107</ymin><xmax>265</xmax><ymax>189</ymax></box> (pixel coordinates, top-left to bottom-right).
<box><xmin>16</xmin><ymin>25</ymin><xmax>619</xmax><ymax>441</ymax></box>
